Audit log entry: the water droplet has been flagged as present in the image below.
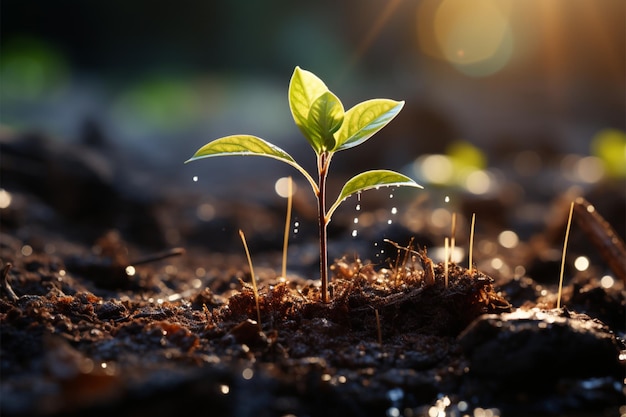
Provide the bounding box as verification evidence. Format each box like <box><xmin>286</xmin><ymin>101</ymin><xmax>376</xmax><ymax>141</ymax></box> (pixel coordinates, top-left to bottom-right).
<box><xmin>192</xmin><ymin>176</ymin><xmax>199</xmax><ymax>182</ymax></box>
<box><xmin>387</xmin><ymin>219</ymin><xmax>393</xmax><ymax>225</ymax></box>
<box><xmin>444</xmin><ymin>195</ymin><xmax>450</xmax><ymax>203</ymax></box>
<box><xmin>391</xmin><ymin>207</ymin><xmax>397</xmax><ymax>215</ymax></box>
<box><xmin>389</xmin><ymin>193</ymin><xmax>394</xmax><ymax>199</ymax></box>
<box><xmin>352</xmin><ymin>230</ymin><xmax>358</xmax><ymax>237</ymax></box>
<box><xmin>356</xmin><ymin>204</ymin><xmax>361</xmax><ymax>211</ymax></box>
<box><xmin>353</xmin><ymin>217</ymin><xmax>359</xmax><ymax>224</ymax></box>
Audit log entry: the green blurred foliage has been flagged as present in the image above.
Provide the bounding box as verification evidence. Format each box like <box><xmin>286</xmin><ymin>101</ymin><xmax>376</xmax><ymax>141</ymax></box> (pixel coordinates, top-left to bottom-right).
<box><xmin>591</xmin><ymin>129</ymin><xmax>626</xmax><ymax>178</ymax></box>
<box><xmin>0</xmin><ymin>37</ymin><xmax>69</xmax><ymax>101</ymax></box>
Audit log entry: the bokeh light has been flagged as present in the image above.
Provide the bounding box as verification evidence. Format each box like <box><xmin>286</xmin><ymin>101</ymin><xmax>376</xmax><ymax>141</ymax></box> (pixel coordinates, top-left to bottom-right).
<box><xmin>414</xmin><ymin>154</ymin><xmax>454</xmax><ymax>185</ymax></box>
<box><xmin>497</xmin><ymin>230</ymin><xmax>519</xmax><ymax>249</ymax></box>
<box><xmin>574</xmin><ymin>256</ymin><xmax>590</xmax><ymax>272</ymax></box>
<box><xmin>465</xmin><ymin>170</ymin><xmax>493</xmax><ymax>195</ymax></box>
<box><xmin>600</xmin><ymin>275</ymin><xmax>615</xmax><ymax>289</ymax></box>
<box><xmin>0</xmin><ymin>189</ymin><xmax>12</xmax><ymax>209</ymax></box>
<box><xmin>275</xmin><ymin>177</ymin><xmax>297</xmax><ymax>198</ymax></box>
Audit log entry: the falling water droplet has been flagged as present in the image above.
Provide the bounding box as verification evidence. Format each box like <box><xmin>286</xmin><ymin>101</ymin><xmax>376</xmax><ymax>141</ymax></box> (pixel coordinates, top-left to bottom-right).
<box><xmin>192</xmin><ymin>176</ymin><xmax>199</xmax><ymax>182</ymax></box>
<box><xmin>353</xmin><ymin>217</ymin><xmax>359</xmax><ymax>224</ymax></box>
<box><xmin>391</xmin><ymin>207</ymin><xmax>398</xmax><ymax>215</ymax></box>
<box><xmin>352</xmin><ymin>230</ymin><xmax>358</xmax><ymax>237</ymax></box>
<box><xmin>293</xmin><ymin>220</ymin><xmax>300</xmax><ymax>235</ymax></box>
<box><xmin>444</xmin><ymin>195</ymin><xmax>450</xmax><ymax>203</ymax></box>
<box><xmin>387</xmin><ymin>219</ymin><xmax>393</xmax><ymax>225</ymax></box>
<box><xmin>356</xmin><ymin>204</ymin><xmax>361</xmax><ymax>211</ymax></box>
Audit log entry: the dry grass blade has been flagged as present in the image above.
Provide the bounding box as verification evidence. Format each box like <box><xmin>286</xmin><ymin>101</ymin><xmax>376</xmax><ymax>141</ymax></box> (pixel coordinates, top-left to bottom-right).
<box><xmin>239</xmin><ymin>230</ymin><xmax>262</xmax><ymax>330</ymax></box>
<box><xmin>557</xmin><ymin>202</ymin><xmax>575</xmax><ymax>309</ymax></box>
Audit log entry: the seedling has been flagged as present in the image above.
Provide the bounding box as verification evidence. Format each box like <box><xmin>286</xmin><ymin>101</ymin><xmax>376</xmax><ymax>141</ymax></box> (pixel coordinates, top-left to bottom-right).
<box><xmin>186</xmin><ymin>66</ymin><xmax>422</xmax><ymax>302</ymax></box>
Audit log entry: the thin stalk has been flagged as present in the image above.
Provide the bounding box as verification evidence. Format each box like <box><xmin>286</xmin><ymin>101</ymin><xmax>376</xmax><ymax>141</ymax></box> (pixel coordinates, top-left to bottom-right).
<box><xmin>450</xmin><ymin>212</ymin><xmax>457</xmax><ymax>262</ymax></box>
<box><xmin>469</xmin><ymin>213</ymin><xmax>476</xmax><ymax>274</ymax></box>
<box><xmin>239</xmin><ymin>230</ymin><xmax>262</xmax><ymax>330</ymax></box>
<box><xmin>281</xmin><ymin>176</ymin><xmax>293</xmax><ymax>279</ymax></box>
<box><xmin>557</xmin><ymin>201</ymin><xmax>575</xmax><ymax>309</ymax></box>
<box><xmin>317</xmin><ymin>152</ymin><xmax>331</xmax><ymax>303</ymax></box>
<box><xmin>444</xmin><ymin>237</ymin><xmax>449</xmax><ymax>288</ymax></box>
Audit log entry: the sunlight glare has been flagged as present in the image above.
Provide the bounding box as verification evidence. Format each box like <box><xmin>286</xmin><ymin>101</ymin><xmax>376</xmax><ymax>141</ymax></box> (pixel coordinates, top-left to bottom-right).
<box><xmin>418</xmin><ymin>0</ymin><xmax>514</xmax><ymax>77</ymax></box>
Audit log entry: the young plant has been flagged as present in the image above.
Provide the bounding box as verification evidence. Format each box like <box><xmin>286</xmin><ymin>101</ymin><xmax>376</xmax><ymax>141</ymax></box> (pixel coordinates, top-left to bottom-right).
<box><xmin>186</xmin><ymin>66</ymin><xmax>422</xmax><ymax>302</ymax></box>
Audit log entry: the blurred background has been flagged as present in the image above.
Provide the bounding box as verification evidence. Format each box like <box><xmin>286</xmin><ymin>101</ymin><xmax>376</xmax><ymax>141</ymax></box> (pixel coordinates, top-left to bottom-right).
<box><xmin>1</xmin><ymin>0</ymin><xmax>625</xmax><ymax>258</ymax></box>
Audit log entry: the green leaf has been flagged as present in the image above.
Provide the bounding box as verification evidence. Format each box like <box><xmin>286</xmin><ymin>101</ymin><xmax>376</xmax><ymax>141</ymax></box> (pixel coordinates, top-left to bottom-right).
<box><xmin>334</xmin><ymin>99</ymin><xmax>404</xmax><ymax>151</ymax></box>
<box><xmin>288</xmin><ymin>66</ymin><xmax>330</xmax><ymax>154</ymax></box>
<box><xmin>185</xmin><ymin>135</ymin><xmax>318</xmax><ymax>193</ymax></box>
<box><xmin>307</xmin><ymin>91</ymin><xmax>344</xmax><ymax>151</ymax></box>
<box><xmin>326</xmin><ymin>169</ymin><xmax>422</xmax><ymax>220</ymax></box>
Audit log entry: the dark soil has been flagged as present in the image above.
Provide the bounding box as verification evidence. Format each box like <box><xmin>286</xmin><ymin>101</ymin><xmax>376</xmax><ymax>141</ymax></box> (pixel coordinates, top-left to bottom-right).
<box><xmin>1</xmin><ymin>131</ymin><xmax>625</xmax><ymax>417</ymax></box>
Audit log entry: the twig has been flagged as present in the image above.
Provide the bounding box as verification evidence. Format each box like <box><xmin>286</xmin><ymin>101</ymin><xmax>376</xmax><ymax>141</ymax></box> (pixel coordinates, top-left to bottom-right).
<box><xmin>130</xmin><ymin>248</ymin><xmax>185</xmax><ymax>266</ymax></box>
<box><xmin>1</xmin><ymin>263</ymin><xmax>18</xmax><ymax>301</ymax></box>
<box><xmin>573</xmin><ymin>197</ymin><xmax>626</xmax><ymax>284</ymax></box>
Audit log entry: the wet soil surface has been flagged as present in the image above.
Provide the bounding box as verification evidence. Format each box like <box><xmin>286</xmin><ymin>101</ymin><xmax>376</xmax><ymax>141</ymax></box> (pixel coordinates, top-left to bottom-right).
<box><xmin>1</xmin><ymin>132</ymin><xmax>625</xmax><ymax>416</ymax></box>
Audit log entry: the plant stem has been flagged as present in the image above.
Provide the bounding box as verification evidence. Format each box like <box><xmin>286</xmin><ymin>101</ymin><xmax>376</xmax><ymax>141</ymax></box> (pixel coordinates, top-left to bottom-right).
<box><xmin>317</xmin><ymin>152</ymin><xmax>331</xmax><ymax>303</ymax></box>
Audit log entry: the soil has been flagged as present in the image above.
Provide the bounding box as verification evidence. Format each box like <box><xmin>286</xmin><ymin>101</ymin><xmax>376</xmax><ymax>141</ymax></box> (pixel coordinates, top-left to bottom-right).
<box><xmin>1</xmin><ymin>131</ymin><xmax>625</xmax><ymax>417</ymax></box>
